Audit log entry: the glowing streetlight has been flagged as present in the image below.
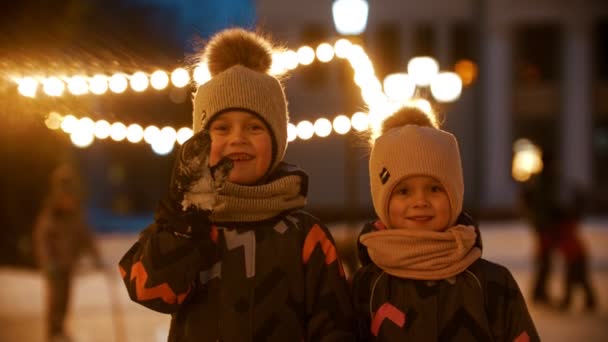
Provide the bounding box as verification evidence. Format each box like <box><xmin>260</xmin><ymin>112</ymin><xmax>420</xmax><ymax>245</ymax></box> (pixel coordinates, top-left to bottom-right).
<box><xmin>383</xmin><ymin>73</ymin><xmax>416</xmax><ymax>103</ymax></box>
<box><xmin>332</xmin><ymin>0</ymin><xmax>369</xmax><ymax>35</ymax></box>
<box><xmin>430</xmin><ymin>72</ymin><xmax>463</xmax><ymax>103</ymax></box>
<box><xmin>407</xmin><ymin>56</ymin><xmax>439</xmax><ymax>87</ymax></box>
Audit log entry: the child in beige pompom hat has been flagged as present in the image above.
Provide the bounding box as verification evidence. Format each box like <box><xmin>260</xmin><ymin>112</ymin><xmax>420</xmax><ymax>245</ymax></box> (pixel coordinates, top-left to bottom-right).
<box><xmin>118</xmin><ymin>28</ymin><xmax>354</xmax><ymax>341</ymax></box>
<box><xmin>351</xmin><ymin>105</ymin><xmax>539</xmax><ymax>341</ymax></box>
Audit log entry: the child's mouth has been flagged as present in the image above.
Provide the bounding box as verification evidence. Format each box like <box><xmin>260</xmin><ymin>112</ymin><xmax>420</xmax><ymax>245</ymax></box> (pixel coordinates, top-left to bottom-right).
<box><xmin>408</xmin><ymin>216</ymin><xmax>433</xmax><ymax>222</ymax></box>
<box><xmin>226</xmin><ymin>153</ymin><xmax>254</xmax><ymax>161</ymax></box>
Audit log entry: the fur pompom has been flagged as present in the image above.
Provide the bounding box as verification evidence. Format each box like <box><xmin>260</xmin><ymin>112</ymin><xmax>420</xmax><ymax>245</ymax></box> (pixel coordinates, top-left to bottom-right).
<box><xmin>203</xmin><ymin>28</ymin><xmax>273</xmax><ymax>76</ymax></box>
<box><xmin>381</xmin><ymin>106</ymin><xmax>439</xmax><ymax>134</ymax></box>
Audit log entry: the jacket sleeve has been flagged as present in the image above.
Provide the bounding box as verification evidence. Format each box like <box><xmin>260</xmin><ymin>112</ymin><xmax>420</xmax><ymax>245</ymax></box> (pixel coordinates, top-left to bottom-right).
<box><xmin>488</xmin><ymin>266</ymin><xmax>540</xmax><ymax>342</ymax></box>
<box><xmin>301</xmin><ymin>219</ymin><xmax>355</xmax><ymax>341</ymax></box>
<box><xmin>118</xmin><ymin>222</ymin><xmax>217</xmax><ymax>314</ymax></box>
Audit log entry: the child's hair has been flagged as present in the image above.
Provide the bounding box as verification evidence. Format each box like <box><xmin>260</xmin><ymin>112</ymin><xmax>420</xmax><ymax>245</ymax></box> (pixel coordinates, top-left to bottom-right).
<box><xmin>191</xmin><ymin>28</ymin><xmax>289</xmax><ymax>174</ymax></box>
<box><xmin>368</xmin><ymin>105</ymin><xmax>464</xmax><ymax>229</ymax></box>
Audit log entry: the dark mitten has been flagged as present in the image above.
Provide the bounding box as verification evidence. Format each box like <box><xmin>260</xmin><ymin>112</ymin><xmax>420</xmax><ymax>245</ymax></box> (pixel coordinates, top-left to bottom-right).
<box><xmin>156</xmin><ymin>130</ymin><xmax>233</xmax><ymax>239</ymax></box>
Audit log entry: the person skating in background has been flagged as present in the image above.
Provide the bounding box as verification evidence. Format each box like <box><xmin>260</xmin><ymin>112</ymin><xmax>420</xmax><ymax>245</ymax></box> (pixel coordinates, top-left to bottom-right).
<box><xmin>33</xmin><ymin>162</ymin><xmax>103</xmax><ymax>342</ymax></box>
<box><xmin>519</xmin><ymin>150</ymin><xmax>562</xmax><ymax>307</ymax></box>
<box><xmin>520</xmin><ymin>149</ymin><xmax>597</xmax><ymax>312</ymax></box>
<box><xmin>555</xmin><ymin>183</ymin><xmax>597</xmax><ymax>312</ymax></box>
<box><xmin>118</xmin><ymin>28</ymin><xmax>354</xmax><ymax>341</ymax></box>
<box><xmin>352</xmin><ymin>105</ymin><xmax>539</xmax><ymax>341</ymax></box>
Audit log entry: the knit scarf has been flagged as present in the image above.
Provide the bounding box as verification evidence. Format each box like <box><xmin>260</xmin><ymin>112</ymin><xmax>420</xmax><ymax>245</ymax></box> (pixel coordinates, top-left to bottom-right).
<box><xmin>360</xmin><ymin>225</ymin><xmax>481</xmax><ymax>280</ymax></box>
<box><xmin>209</xmin><ymin>174</ymin><xmax>306</xmax><ymax>222</ymax></box>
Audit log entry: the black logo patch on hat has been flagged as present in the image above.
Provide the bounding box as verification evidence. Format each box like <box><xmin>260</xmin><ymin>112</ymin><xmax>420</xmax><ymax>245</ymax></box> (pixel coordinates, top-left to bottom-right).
<box><xmin>200</xmin><ymin>110</ymin><xmax>207</xmax><ymax>123</ymax></box>
<box><xmin>380</xmin><ymin>167</ymin><xmax>390</xmax><ymax>184</ymax></box>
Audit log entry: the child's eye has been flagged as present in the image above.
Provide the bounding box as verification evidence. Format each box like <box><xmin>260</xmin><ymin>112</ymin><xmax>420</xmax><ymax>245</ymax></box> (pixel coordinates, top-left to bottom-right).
<box><xmin>396</xmin><ymin>188</ymin><xmax>409</xmax><ymax>195</ymax></box>
<box><xmin>211</xmin><ymin>124</ymin><xmax>229</xmax><ymax>132</ymax></box>
<box><xmin>431</xmin><ymin>185</ymin><xmax>444</xmax><ymax>192</ymax></box>
<box><xmin>248</xmin><ymin>123</ymin><xmax>266</xmax><ymax>132</ymax></box>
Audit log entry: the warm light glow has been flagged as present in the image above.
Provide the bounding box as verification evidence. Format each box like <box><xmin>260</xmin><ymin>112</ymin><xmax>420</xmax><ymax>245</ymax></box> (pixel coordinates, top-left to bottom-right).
<box><xmin>316</xmin><ymin>43</ymin><xmax>335</xmax><ymax>63</ymax></box>
<box><xmin>512</xmin><ymin>139</ymin><xmax>543</xmax><ymax>182</ymax></box>
<box><xmin>297</xmin><ymin>46</ymin><xmax>315</xmax><ymax>66</ymax></box>
<box><xmin>151</xmin><ymin>140</ymin><xmax>174</xmax><ymax>155</ymax></box>
<box><xmin>67</xmin><ymin>76</ymin><xmax>89</xmax><ymax>95</ymax></box>
<box><xmin>144</xmin><ymin>126</ymin><xmax>160</xmax><ymax>144</ymax></box>
<box><xmin>60</xmin><ymin>115</ymin><xmax>78</xmax><ymax>133</ymax></box>
<box><xmin>314</xmin><ymin>118</ymin><xmax>333</xmax><ymax>137</ymax></box>
<box><xmin>150</xmin><ymin>70</ymin><xmax>169</xmax><ymax>90</ymax></box>
<box><xmin>454</xmin><ymin>59</ymin><xmax>477</xmax><ymax>86</ymax></box>
<box><xmin>351</xmin><ymin>112</ymin><xmax>369</xmax><ymax>132</ymax></box>
<box><xmin>407</xmin><ymin>56</ymin><xmax>439</xmax><ymax>86</ymax></box>
<box><xmin>193</xmin><ymin>65</ymin><xmax>211</xmax><ymax>85</ymax></box>
<box><xmin>70</xmin><ymin>131</ymin><xmax>94</xmax><ymax>148</ymax></box>
<box><xmin>333</xmin><ymin>115</ymin><xmax>351</xmax><ymax>135</ymax></box>
<box><xmin>110</xmin><ymin>122</ymin><xmax>128</xmax><ymax>141</ymax></box>
<box><xmin>176</xmin><ymin>127</ymin><xmax>193</xmax><ymax>144</ymax></box>
<box><xmin>89</xmin><ymin>74</ymin><xmax>108</xmax><ymax>95</ymax></box>
<box><xmin>43</xmin><ymin>77</ymin><xmax>65</xmax><ymax>96</ymax></box>
<box><xmin>332</xmin><ymin>0</ymin><xmax>369</xmax><ymax>35</ymax></box>
<box><xmin>77</xmin><ymin>117</ymin><xmax>95</xmax><ymax>136</ymax></box>
<box><xmin>283</xmin><ymin>50</ymin><xmax>299</xmax><ymax>70</ymax></box>
<box><xmin>287</xmin><ymin>123</ymin><xmax>297</xmax><ymax>142</ymax></box>
<box><xmin>126</xmin><ymin>124</ymin><xmax>144</xmax><ymax>143</ymax></box>
<box><xmin>383</xmin><ymin>73</ymin><xmax>416</xmax><ymax>103</ymax></box>
<box><xmin>159</xmin><ymin>126</ymin><xmax>177</xmax><ymax>146</ymax></box>
<box><xmin>130</xmin><ymin>72</ymin><xmax>149</xmax><ymax>92</ymax></box>
<box><xmin>430</xmin><ymin>72</ymin><xmax>463</xmax><ymax>102</ymax></box>
<box><xmin>171</xmin><ymin>68</ymin><xmax>190</xmax><ymax>88</ymax></box>
<box><xmin>334</xmin><ymin>39</ymin><xmax>352</xmax><ymax>59</ymax></box>
<box><xmin>296</xmin><ymin>121</ymin><xmax>314</xmax><ymax>140</ymax></box>
<box><xmin>94</xmin><ymin>120</ymin><xmax>111</xmax><ymax>139</ymax></box>
<box><xmin>18</xmin><ymin>77</ymin><xmax>38</xmax><ymax>97</ymax></box>
<box><xmin>45</xmin><ymin>112</ymin><xmax>63</xmax><ymax>130</ymax></box>
<box><xmin>109</xmin><ymin>73</ymin><xmax>128</xmax><ymax>93</ymax></box>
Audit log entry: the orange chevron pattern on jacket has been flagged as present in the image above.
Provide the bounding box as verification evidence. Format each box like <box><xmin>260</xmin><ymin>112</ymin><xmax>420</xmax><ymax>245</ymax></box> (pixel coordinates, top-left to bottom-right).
<box><xmin>129</xmin><ymin>260</ymin><xmax>191</xmax><ymax>304</ymax></box>
<box><xmin>302</xmin><ymin>224</ymin><xmax>344</xmax><ymax>276</ymax></box>
<box><xmin>119</xmin><ymin>265</ymin><xmax>127</xmax><ymax>278</ymax></box>
<box><xmin>371</xmin><ymin>302</ymin><xmax>406</xmax><ymax>336</ymax></box>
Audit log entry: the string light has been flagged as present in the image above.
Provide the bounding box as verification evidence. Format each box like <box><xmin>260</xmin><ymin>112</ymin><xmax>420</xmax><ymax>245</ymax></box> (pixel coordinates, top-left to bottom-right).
<box><xmin>17</xmin><ymin>38</ymin><xmax>467</xmax><ymax>151</ymax></box>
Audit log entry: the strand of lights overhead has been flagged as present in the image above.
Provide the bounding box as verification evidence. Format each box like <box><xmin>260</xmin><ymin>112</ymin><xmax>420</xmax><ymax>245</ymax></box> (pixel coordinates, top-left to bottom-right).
<box><xmin>33</xmin><ymin>38</ymin><xmax>462</xmax><ymax>150</ymax></box>
<box><xmin>46</xmin><ymin>110</ymin><xmax>376</xmax><ymax>155</ymax></box>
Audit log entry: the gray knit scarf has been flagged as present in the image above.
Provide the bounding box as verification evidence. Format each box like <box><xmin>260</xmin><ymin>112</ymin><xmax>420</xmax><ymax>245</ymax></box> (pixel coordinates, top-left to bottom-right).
<box><xmin>209</xmin><ymin>174</ymin><xmax>306</xmax><ymax>222</ymax></box>
<box><xmin>360</xmin><ymin>225</ymin><xmax>481</xmax><ymax>280</ymax></box>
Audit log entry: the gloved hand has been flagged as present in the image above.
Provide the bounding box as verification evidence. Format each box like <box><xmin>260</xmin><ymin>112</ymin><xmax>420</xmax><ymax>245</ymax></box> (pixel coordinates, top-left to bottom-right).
<box><xmin>156</xmin><ymin>130</ymin><xmax>233</xmax><ymax>239</ymax></box>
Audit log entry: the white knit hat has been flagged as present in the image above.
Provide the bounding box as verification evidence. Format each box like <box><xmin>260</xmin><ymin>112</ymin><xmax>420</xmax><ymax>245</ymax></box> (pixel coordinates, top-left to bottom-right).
<box><xmin>192</xmin><ymin>28</ymin><xmax>288</xmax><ymax>174</ymax></box>
<box><xmin>369</xmin><ymin>123</ymin><xmax>464</xmax><ymax>229</ymax></box>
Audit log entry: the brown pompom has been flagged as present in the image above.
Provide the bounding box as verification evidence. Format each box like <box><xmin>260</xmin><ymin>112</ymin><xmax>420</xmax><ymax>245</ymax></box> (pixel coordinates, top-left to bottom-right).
<box><xmin>381</xmin><ymin>106</ymin><xmax>438</xmax><ymax>134</ymax></box>
<box><xmin>203</xmin><ymin>28</ymin><xmax>273</xmax><ymax>76</ymax></box>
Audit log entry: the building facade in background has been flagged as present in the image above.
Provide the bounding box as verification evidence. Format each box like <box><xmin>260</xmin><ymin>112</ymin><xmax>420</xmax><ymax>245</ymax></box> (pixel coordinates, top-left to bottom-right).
<box><xmin>255</xmin><ymin>0</ymin><xmax>608</xmax><ymax>218</ymax></box>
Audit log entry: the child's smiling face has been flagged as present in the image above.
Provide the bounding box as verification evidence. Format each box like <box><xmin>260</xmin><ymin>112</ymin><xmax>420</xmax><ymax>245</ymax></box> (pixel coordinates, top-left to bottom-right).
<box><xmin>208</xmin><ymin>110</ymin><xmax>272</xmax><ymax>185</ymax></box>
<box><xmin>388</xmin><ymin>175</ymin><xmax>451</xmax><ymax>231</ymax></box>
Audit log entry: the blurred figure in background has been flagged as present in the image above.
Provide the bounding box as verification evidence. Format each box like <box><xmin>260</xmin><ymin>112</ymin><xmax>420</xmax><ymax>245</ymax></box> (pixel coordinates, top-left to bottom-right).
<box><xmin>520</xmin><ymin>150</ymin><xmax>596</xmax><ymax>311</ymax></box>
<box><xmin>519</xmin><ymin>150</ymin><xmax>561</xmax><ymax>307</ymax></box>
<box><xmin>554</xmin><ymin>184</ymin><xmax>597</xmax><ymax>312</ymax></box>
<box><xmin>32</xmin><ymin>162</ymin><xmax>103</xmax><ymax>342</ymax></box>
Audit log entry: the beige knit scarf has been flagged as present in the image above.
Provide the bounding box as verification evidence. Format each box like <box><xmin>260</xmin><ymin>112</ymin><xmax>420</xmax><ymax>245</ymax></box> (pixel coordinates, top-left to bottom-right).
<box><xmin>360</xmin><ymin>225</ymin><xmax>481</xmax><ymax>280</ymax></box>
<box><xmin>209</xmin><ymin>174</ymin><xmax>306</xmax><ymax>222</ymax></box>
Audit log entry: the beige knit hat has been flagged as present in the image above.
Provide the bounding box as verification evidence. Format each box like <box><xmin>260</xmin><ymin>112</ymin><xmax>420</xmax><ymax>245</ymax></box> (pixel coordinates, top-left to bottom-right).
<box><xmin>369</xmin><ymin>108</ymin><xmax>464</xmax><ymax>229</ymax></box>
<box><xmin>192</xmin><ymin>28</ymin><xmax>288</xmax><ymax>174</ymax></box>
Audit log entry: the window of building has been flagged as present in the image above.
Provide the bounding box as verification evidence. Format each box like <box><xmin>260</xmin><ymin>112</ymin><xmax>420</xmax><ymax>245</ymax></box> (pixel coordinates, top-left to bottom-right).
<box><xmin>514</xmin><ymin>24</ymin><xmax>562</xmax><ymax>84</ymax></box>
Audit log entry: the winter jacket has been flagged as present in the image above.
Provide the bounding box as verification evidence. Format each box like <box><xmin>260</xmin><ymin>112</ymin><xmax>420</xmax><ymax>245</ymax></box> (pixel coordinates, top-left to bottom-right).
<box><xmin>352</xmin><ymin>216</ymin><xmax>539</xmax><ymax>342</ymax></box>
<box><xmin>119</xmin><ymin>177</ymin><xmax>354</xmax><ymax>341</ymax></box>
